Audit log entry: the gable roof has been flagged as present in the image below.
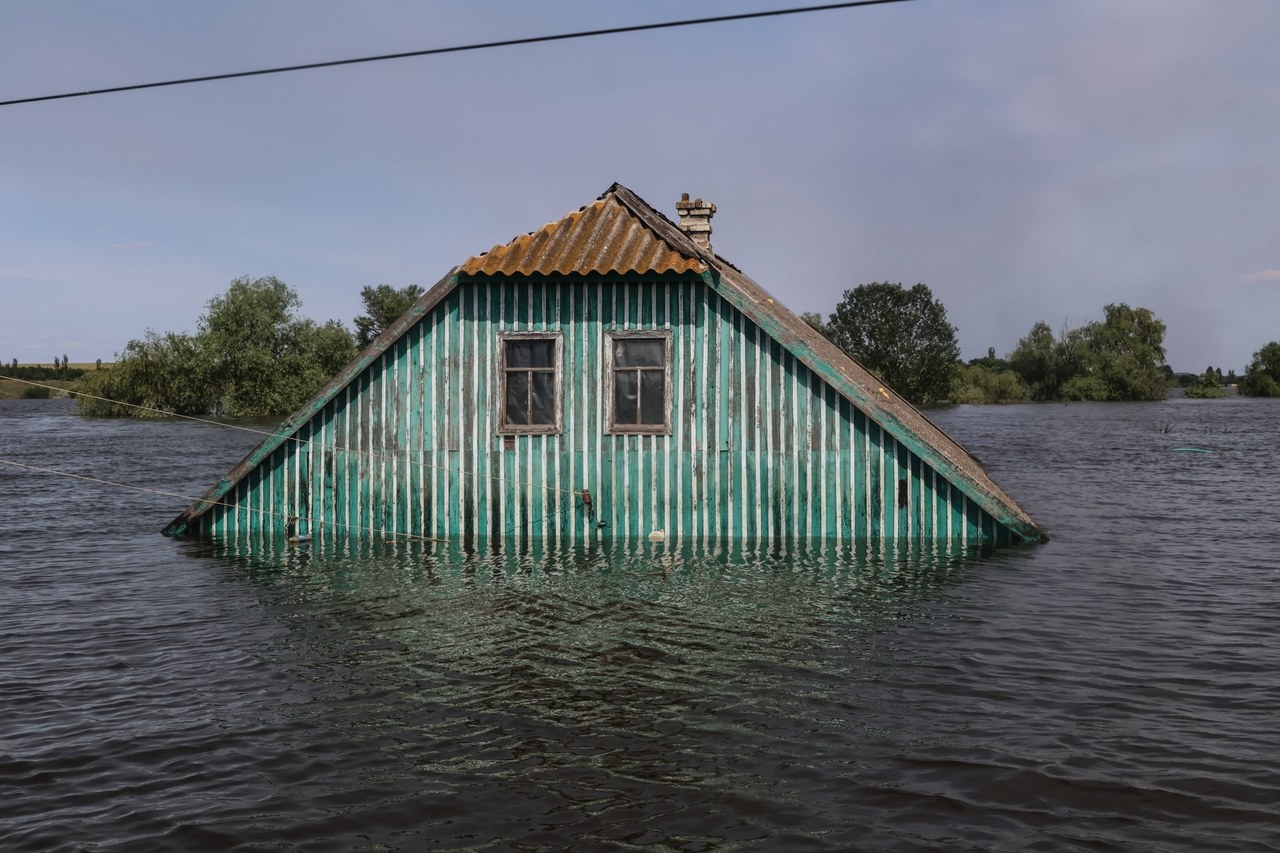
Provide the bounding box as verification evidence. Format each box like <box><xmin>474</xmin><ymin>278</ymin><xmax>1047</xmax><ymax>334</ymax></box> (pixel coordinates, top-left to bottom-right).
<box><xmin>460</xmin><ymin>193</ymin><xmax>707</xmax><ymax>277</ymax></box>
<box><xmin>166</xmin><ymin>182</ymin><xmax>1046</xmax><ymax>542</ymax></box>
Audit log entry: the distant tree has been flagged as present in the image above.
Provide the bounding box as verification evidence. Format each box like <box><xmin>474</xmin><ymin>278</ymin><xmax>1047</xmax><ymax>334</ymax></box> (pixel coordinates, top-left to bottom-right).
<box><xmin>825</xmin><ymin>282</ymin><xmax>959</xmax><ymax>405</ymax></box>
<box><xmin>968</xmin><ymin>346</ymin><xmax>1011</xmax><ymax>372</ymax></box>
<box><xmin>1239</xmin><ymin>342</ymin><xmax>1280</xmax><ymax>397</ymax></box>
<box><xmin>9</xmin><ymin>358</ymin><xmax>15</xmax><ymax>369</ymax></box>
<box><xmin>1185</xmin><ymin>366</ymin><xmax>1228</xmax><ymax>399</ymax></box>
<box><xmin>95</xmin><ymin>358</ymin><xmax>103</xmax><ymax>370</ymax></box>
<box><xmin>1008</xmin><ymin>321</ymin><xmax>1073</xmax><ymax>400</ymax></box>
<box><xmin>76</xmin><ymin>330</ymin><xmax>211</xmax><ymax>417</ymax></box>
<box><xmin>199</xmin><ymin>276</ymin><xmax>357</xmax><ymax>416</ymax></box>
<box><xmin>1068</xmin><ymin>303</ymin><xmax>1167</xmax><ymax>401</ymax></box>
<box><xmin>354</xmin><ymin>284</ymin><xmax>424</xmax><ymax>348</ymax></box>
<box><xmin>951</xmin><ymin>363</ymin><xmax>1029</xmax><ymax>404</ymax></box>
<box><xmin>1011</xmin><ymin>305</ymin><xmax>1167</xmax><ymax>402</ymax></box>
<box><xmin>799</xmin><ymin>312</ymin><xmax>829</xmax><ymax>337</ymax></box>
<box><xmin>76</xmin><ymin>276</ymin><xmax>357</xmax><ymax>418</ymax></box>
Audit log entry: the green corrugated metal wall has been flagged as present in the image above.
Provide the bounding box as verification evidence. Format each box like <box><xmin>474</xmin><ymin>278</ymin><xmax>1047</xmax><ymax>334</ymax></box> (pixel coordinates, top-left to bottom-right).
<box><xmin>194</xmin><ymin>273</ymin><xmax>1014</xmax><ymax>546</ymax></box>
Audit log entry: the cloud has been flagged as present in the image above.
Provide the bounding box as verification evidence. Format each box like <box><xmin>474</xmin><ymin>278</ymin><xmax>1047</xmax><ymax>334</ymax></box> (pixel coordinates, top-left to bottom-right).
<box><xmin>1241</xmin><ymin>269</ymin><xmax>1280</xmax><ymax>283</ymax></box>
<box><xmin>110</xmin><ymin>240</ymin><xmax>157</xmax><ymax>251</ymax></box>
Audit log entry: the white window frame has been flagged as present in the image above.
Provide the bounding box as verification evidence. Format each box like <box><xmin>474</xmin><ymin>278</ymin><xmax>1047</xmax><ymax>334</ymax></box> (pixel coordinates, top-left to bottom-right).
<box><xmin>497</xmin><ymin>332</ymin><xmax>564</xmax><ymax>435</ymax></box>
<box><xmin>603</xmin><ymin>329</ymin><xmax>673</xmax><ymax>435</ymax></box>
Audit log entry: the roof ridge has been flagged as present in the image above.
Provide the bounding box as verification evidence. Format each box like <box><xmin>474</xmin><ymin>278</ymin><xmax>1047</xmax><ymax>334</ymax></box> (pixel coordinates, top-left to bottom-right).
<box><xmin>457</xmin><ymin>186</ymin><xmax>707</xmax><ymax>278</ymax></box>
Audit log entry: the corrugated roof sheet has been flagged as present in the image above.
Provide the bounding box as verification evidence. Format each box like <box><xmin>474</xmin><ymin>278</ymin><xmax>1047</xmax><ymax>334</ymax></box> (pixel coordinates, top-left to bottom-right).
<box><xmin>459</xmin><ymin>195</ymin><xmax>708</xmax><ymax>277</ymax></box>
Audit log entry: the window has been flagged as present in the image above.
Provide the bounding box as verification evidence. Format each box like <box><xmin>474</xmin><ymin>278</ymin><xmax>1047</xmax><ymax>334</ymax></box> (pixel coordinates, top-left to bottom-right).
<box><xmin>606</xmin><ymin>332</ymin><xmax>671</xmax><ymax>433</ymax></box>
<box><xmin>500</xmin><ymin>334</ymin><xmax>561</xmax><ymax>433</ymax></box>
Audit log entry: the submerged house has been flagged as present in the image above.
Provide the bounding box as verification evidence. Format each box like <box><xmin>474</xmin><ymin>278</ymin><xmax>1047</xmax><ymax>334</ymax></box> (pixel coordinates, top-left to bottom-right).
<box><xmin>165</xmin><ymin>183</ymin><xmax>1045</xmax><ymax>547</ymax></box>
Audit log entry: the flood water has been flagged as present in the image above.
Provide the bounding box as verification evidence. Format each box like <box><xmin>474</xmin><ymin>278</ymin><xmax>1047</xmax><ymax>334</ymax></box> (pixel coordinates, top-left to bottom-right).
<box><xmin>2</xmin><ymin>397</ymin><xmax>1278</xmax><ymax>852</ymax></box>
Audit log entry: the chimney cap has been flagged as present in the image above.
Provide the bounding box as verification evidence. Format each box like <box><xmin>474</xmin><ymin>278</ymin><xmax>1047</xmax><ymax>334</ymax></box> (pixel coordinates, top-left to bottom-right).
<box><xmin>675</xmin><ymin>192</ymin><xmax>715</xmax><ymax>251</ymax></box>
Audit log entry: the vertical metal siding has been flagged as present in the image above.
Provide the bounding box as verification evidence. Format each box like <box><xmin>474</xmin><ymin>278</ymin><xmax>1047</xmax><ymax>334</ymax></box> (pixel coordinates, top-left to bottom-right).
<box><xmin>196</xmin><ymin>273</ymin><xmax>1015</xmax><ymax>546</ymax></box>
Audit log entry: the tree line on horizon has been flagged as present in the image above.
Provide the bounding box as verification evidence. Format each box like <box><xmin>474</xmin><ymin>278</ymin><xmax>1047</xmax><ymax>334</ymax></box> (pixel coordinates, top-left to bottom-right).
<box><xmin>803</xmin><ymin>283</ymin><xmax>1280</xmax><ymax>406</ymax></box>
<box><xmin>3</xmin><ymin>359</ymin><xmax>84</xmax><ymax>382</ymax></box>
<box><xmin>67</xmin><ymin>275</ymin><xmax>1280</xmax><ymax>419</ymax></box>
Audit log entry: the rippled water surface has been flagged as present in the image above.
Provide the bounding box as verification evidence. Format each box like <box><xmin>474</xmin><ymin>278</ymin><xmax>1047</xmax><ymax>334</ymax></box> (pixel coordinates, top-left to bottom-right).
<box><xmin>2</xmin><ymin>397</ymin><xmax>1278</xmax><ymax>852</ymax></box>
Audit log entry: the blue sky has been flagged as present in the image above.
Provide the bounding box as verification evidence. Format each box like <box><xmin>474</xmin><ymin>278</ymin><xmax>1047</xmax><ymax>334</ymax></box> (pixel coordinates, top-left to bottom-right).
<box><xmin>3</xmin><ymin>0</ymin><xmax>1277</xmax><ymax>372</ymax></box>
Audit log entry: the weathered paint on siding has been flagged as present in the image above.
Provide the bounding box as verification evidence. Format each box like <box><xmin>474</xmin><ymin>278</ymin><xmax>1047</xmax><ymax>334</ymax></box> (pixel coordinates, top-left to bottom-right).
<box><xmin>185</xmin><ymin>273</ymin><xmax>1019</xmax><ymax>547</ymax></box>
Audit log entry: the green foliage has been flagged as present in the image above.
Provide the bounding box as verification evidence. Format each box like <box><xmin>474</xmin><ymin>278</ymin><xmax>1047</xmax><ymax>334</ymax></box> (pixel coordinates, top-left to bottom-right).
<box><xmin>1059</xmin><ymin>374</ymin><xmax>1110</xmax><ymax>401</ymax></box>
<box><xmin>799</xmin><ymin>312</ymin><xmax>828</xmax><ymax>337</ymax></box>
<box><xmin>825</xmin><ymin>282</ymin><xmax>959</xmax><ymax>405</ymax></box>
<box><xmin>21</xmin><ymin>385</ymin><xmax>51</xmax><ymax>399</ymax></box>
<box><xmin>1008</xmin><ymin>305</ymin><xmax>1167</xmax><ymax>401</ymax></box>
<box><xmin>1239</xmin><ymin>342</ymin><xmax>1280</xmax><ymax>397</ymax></box>
<box><xmin>1008</xmin><ymin>322</ymin><xmax>1072</xmax><ymax>400</ymax></box>
<box><xmin>354</xmin><ymin>283</ymin><xmax>424</xmax><ymax>348</ymax></box>
<box><xmin>1184</xmin><ymin>367</ymin><xmax>1228</xmax><ymax>399</ymax></box>
<box><xmin>967</xmin><ymin>347</ymin><xmax>1011</xmax><ymax>372</ymax></box>
<box><xmin>76</xmin><ymin>276</ymin><xmax>357</xmax><ymax>418</ymax></box>
<box><xmin>3</xmin><ymin>364</ymin><xmax>86</xmax><ymax>382</ymax></box>
<box><xmin>76</xmin><ymin>330</ymin><xmax>214</xmax><ymax>417</ymax></box>
<box><xmin>199</xmin><ymin>276</ymin><xmax>354</xmax><ymax>416</ymax></box>
<box><xmin>1078</xmin><ymin>304</ymin><xmax>1168</xmax><ymax>401</ymax></box>
<box><xmin>951</xmin><ymin>363</ymin><xmax>1029</xmax><ymax>404</ymax></box>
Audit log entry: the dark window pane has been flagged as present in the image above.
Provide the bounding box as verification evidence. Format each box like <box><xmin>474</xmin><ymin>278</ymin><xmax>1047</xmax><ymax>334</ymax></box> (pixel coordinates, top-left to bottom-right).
<box><xmin>505</xmin><ymin>372</ymin><xmax>529</xmax><ymax>425</ymax></box>
<box><xmin>616</xmin><ymin>339</ymin><xmax>664</xmax><ymax>367</ymax></box>
<box><xmin>615</xmin><ymin>371</ymin><xmax>638</xmax><ymax>425</ymax></box>
<box><xmin>528</xmin><ymin>340</ymin><xmax>554</xmax><ymax>367</ymax></box>
<box><xmin>640</xmin><ymin>370</ymin><xmax>665</xmax><ymax>424</ymax></box>
<box><xmin>506</xmin><ymin>339</ymin><xmax>554</xmax><ymax>368</ymax></box>
<box><xmin>531</xmin><ymin>371</ymin><xmax>555</xmax><ymax>425</ymax></box>
<box><xmin>506</xmin><ymin>340</ymin><xmax>532</xmax><ymax>369</ymax></box>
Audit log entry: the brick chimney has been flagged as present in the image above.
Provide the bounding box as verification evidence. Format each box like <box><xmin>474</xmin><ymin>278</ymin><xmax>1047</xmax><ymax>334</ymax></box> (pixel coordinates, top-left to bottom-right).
<box><xmin>675</xmin><ymin>193</ymin><xmax>715</xmax><ymax>252</ymax></box>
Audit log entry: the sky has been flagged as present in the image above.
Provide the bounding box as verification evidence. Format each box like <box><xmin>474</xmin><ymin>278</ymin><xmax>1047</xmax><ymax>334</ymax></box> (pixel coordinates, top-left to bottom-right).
<box><xmin>2</xmin><ymin>0</ymin><xmax>1277</xmax><ymax>373</ymax></box>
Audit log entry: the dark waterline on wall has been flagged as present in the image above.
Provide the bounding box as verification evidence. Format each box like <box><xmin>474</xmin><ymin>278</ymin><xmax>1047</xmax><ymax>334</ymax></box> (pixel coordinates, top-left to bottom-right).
<box><xmin>2</xmin><ymin>397</ymin><xmax>1278</xmax><ymax>851</ymax></box>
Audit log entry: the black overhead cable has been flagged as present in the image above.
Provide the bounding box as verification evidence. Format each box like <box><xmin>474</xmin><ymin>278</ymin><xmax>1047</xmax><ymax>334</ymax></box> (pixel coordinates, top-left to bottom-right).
<box><xmin>1</xmin><ymin>0</ymin><xmax>918</xmax><ymax>108</ymax></box>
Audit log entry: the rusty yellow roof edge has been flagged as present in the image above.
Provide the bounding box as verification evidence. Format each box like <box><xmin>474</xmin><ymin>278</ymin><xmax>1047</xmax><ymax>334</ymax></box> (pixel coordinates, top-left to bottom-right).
<box><xmin>460</xmin><ymin>200</ymin><xmax>604</xmax><ymax>270</ymax></box>
<box><xmin>458</xmin><ymin>190</ymin><xmax>707</xmax><ymax>278</ymax></box>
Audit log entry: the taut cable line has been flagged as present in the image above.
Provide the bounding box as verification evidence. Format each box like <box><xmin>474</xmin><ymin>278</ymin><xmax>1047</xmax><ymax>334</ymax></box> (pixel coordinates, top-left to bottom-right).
<box><xmin>0</xmin><ymin>1</ymin><xmax>919</xmax><ymax>108</ymax></box>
